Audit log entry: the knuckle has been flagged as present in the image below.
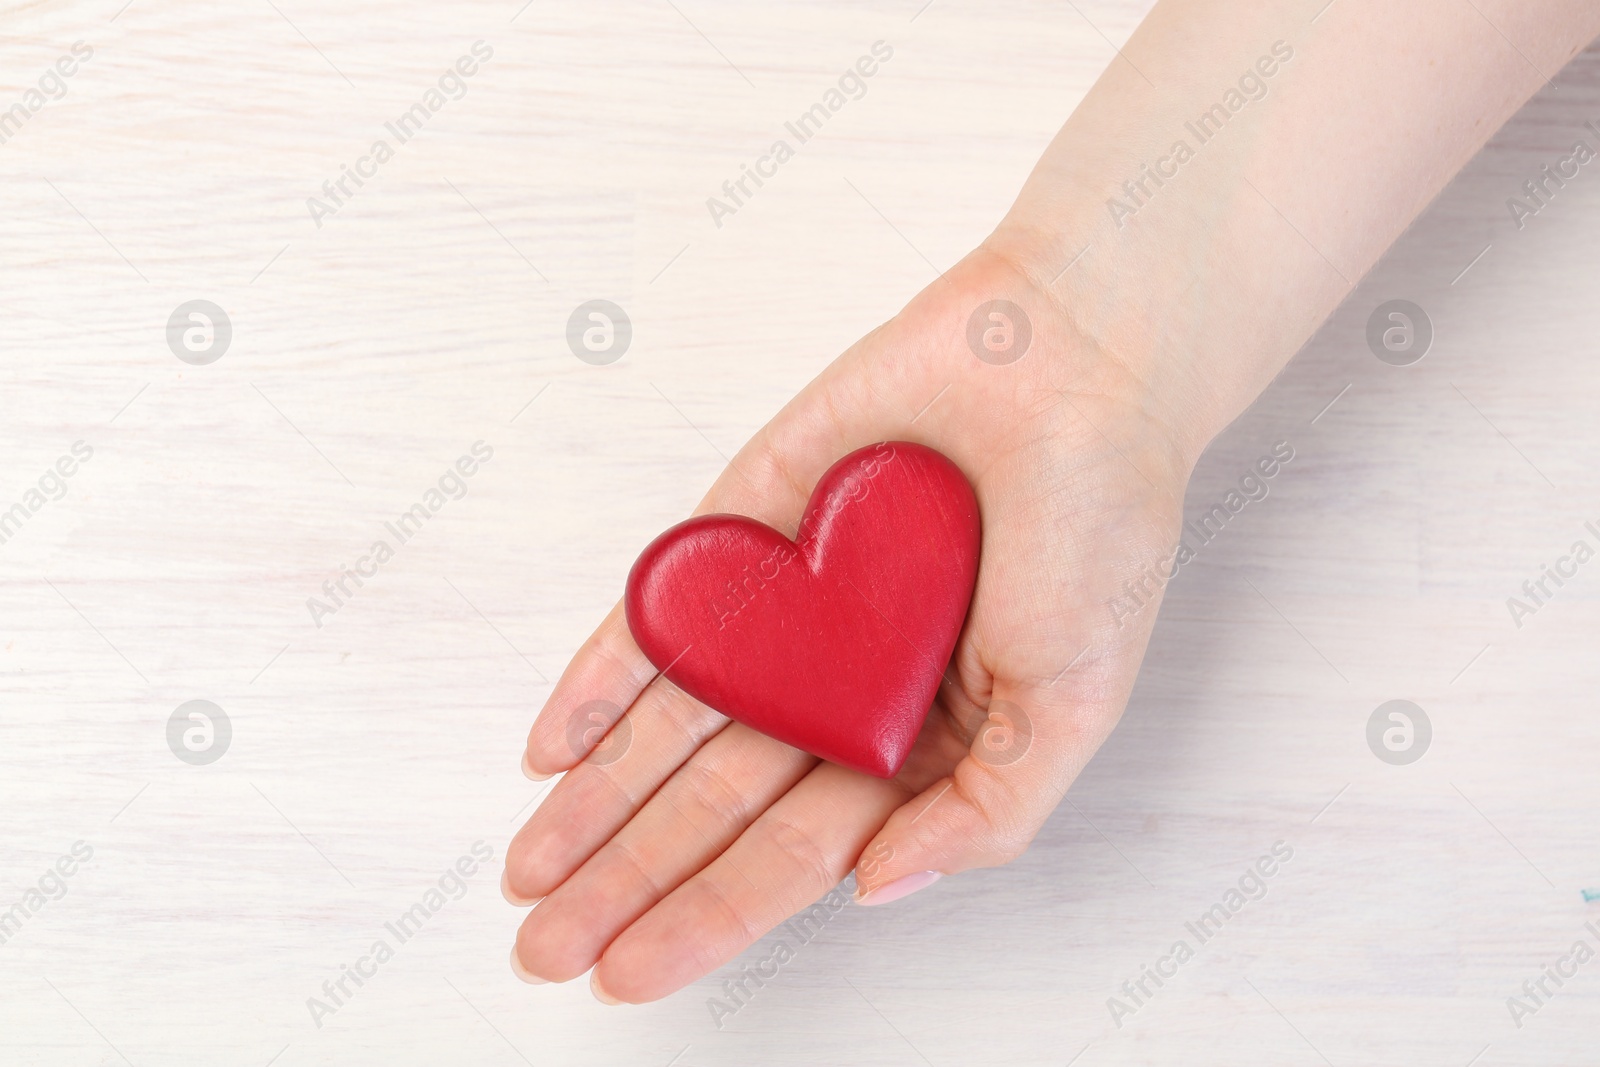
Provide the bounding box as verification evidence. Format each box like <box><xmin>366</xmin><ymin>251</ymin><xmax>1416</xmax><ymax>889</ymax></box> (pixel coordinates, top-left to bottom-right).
<box><xmin>687</xmin><ymin>877</ymin><xmax>759</xmax><ymax>969</ymax></box>
<box><xmin>984</xmin><ymin>830</ymin><xmax>1031</xmax><ymax>866</ymax></box>
<box><xmin>945</xmin><ymin>773</ymin><xmax>1036</xmax><ymax>867</ymax></box>
<box><xmin>571</xmin><ymin>757</ymin><xmax>642</xmax><ymax>812</ymax></box>
<box><xmin>671</xmin><ymin>758</ymin><xmax>751</xmax><ymax>838</ymax></box>
<box><xmin>763</xmin><ymin>815</ymin><xmax>836</xmax><ymax>895</ymax></box>
<box><xmin>652</xmin><ymin>682</ymin><xmax>722</xmax><ymax>749</ymax></box>
<box><xmin>754</xmin><ymin>444</ymin><xmax>812</xmax><ymax>513</ymax></box>
<box><xmin>608</xmin><ymin>836</ymin><xmax>670</xmax><ymax>902</ymax></box>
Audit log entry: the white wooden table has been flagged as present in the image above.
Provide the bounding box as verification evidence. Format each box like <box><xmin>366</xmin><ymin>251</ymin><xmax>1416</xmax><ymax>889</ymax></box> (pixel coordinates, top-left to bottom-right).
<box><xmin>2</xmin><ymin>1</ymin><xmax>1598</xmax><ymax>1064</ymax></box>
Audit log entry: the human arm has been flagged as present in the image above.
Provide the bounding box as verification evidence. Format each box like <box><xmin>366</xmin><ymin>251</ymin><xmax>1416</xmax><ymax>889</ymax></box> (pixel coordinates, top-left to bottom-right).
<box><xmin>505</xmin><ymin>0</ymin><xmax>1600</xmax><ymax>1003</ymax></box>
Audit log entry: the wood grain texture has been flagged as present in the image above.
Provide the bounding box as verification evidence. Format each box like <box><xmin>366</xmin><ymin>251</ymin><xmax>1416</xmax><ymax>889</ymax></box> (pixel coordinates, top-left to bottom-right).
<box><xmin>1</xmin><ymin>1</ymin><xmax>1597</xmax><ymax>1064</ymax></box>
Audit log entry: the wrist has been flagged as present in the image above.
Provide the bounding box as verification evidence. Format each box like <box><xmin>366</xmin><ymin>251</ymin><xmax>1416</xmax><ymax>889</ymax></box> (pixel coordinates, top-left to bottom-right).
<box><xmin>971</xmin><ymin>231</ymin><xmax>1233</xmax><ymax>474</ymax></box>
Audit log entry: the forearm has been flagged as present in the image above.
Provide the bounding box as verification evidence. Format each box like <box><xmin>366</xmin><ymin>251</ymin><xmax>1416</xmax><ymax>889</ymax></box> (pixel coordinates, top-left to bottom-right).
<box><xmin>985</xmin><ymin>0</ymin><xmax>1600</xmax><ymax>458</ymax></box>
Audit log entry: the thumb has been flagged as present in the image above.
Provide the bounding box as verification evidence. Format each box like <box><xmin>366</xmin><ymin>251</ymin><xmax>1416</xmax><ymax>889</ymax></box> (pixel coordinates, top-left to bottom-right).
<box><xmin>852</xmin><ymin>690</ymin><xmax>1112</xmax><ymax>904</ymax></box>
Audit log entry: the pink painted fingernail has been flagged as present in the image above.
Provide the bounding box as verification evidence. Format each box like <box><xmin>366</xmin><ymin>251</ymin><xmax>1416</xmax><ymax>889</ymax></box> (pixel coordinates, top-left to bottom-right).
<box><xmin>856</xmin><ymin>870</ymin><xmax>941</xmax><ymax>906</ymax></box>
<box><xmin>522</xmin><ymin>751</ymin><xmax>553</xmax><ymax>782</ymax></box>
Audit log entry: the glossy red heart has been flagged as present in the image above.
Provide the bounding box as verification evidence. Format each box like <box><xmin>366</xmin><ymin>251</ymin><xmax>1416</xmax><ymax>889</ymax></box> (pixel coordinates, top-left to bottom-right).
<box><xmin>624</xmin><ymin>442</ymin><xmax>981</xmax><ymax>778</ymax></box>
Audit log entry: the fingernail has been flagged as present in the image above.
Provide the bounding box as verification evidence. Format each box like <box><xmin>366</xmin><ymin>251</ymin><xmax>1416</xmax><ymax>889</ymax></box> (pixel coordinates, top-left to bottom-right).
<box><xmin>590</xmin><ymin>970</ymin><xmax>622</xmax><ymax>1005</ymax></box>
<box><xmin>856</xmin><ymin>870</ymin><xmax>942</xmax><ymax>906</ymax></box>
<box><xmin>522</xmin><ymin>751</ymin><xmax>552</xmax><ymax>782</ymax></box>
<box><xmin>510</xmin><ymin>946</ymin><xmax>547</xmax><ymax>984</ymax></box>
<box><xmin>501</xmin><ymin>869</ymin><xmax>539</xmax><ymax>907</ymax></box>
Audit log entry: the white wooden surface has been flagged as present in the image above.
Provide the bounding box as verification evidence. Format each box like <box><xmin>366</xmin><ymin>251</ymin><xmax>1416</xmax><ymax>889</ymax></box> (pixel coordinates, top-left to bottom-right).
<box><xmin>2</xmin><ymin>1</ymin><xmax>1599</xmax><ymax>1064</ymax></box>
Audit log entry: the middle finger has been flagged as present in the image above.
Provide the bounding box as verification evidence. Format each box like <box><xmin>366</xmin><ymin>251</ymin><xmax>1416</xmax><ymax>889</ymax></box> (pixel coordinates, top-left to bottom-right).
<box><xmin>514</xmin><ymin>722</ymin><xmax>816</xmax><ymax>981</ymax></box>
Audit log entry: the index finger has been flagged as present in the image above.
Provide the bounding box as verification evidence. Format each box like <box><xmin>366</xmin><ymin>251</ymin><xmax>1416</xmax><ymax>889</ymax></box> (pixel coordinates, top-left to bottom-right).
<box><xmin>523</xmin><ymin>600</ymin><xmax>657</xmax><ymax>779</ymax></box>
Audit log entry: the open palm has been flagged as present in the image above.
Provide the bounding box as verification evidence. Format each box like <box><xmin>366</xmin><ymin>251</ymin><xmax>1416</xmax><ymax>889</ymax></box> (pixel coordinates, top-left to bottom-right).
<box><xmin>506</xmin><ymin>245</ymin><xmax>1194</xmax><ymax>1003</ymax></box>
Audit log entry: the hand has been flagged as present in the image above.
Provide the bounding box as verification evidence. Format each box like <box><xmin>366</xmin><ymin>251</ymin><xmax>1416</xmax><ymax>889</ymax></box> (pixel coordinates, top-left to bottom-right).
<box><xmin>504</xmin><ymin>244</ymin><xmax>1197</xmax><ymax>1003</ymax></box>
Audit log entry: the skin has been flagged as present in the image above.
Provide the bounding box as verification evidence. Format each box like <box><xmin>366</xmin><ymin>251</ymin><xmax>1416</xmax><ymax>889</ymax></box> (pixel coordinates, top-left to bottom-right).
<box><xmin>507</xmin><ymin>0</ymin><xmax>1600</xmax><ymax>1003</ymax></box>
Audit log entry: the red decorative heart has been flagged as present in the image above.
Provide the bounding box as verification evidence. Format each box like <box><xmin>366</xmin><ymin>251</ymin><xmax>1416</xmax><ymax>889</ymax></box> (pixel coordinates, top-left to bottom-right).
<box><xmin>624</xmin><ymin>442</ymin><xmax>981</xmax><ymax>778</ymax></box>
